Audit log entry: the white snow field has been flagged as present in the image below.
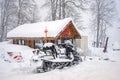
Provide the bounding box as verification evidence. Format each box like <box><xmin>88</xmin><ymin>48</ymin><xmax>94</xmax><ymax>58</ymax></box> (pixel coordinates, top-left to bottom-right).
<box><xmin>0</xmin><ymin>42</ymin><xmax>120</xmax><ymax>80</ymax></box>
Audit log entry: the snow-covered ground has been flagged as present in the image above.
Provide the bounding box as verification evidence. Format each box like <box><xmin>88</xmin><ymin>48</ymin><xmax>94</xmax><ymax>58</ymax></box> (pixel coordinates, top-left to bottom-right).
<box><xmin>0</xmin><ymin>42</ymin><xmax>120</xmax><ymax>80</ymax></box>
<box><xmin>1</xmin><ymin>60</ymin><xmax>120</xmax><ymax>80</ymax></box>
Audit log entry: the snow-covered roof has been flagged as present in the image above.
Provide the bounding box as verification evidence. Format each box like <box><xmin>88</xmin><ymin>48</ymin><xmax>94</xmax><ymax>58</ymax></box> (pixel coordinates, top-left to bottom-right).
<box><xmin>7</xmin><ymin>18</ymin><xmax>73</xmax><ymax>38</ymax></box>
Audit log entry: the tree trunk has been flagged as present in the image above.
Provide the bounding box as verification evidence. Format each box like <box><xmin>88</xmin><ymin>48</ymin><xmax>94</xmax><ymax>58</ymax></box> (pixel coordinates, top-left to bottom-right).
<box><xmin>103</xmin><ymin>37</ymin><xmax>109</xmax><ymax>53</ymax></box>
<box><xmin>17</xmin><ymin>0</ymin><xmax>24</xmax><ymax>25</ymax></box>
<box><xmin>59</xmin><ymin>0</ymin><xmax>62</xmax><ymax>19</ymax></box>
<box><xmin>96</xmin><ymin>0</ymin><xmax>100</xmax><ymax>48</ymax></box>
<box><xmin>62</xmin><ymin>0</ymin><xmax>65</xmax><ymax>19</ymax></box>
<box><xmin>51</xmin><ymin>0</ymin><xmax>58</xmax><ymax>20</ymax></box>
<box><xmin>0</xmin><ymin>25</ymin><xmax>7</xmax><ymax>41</ymax></box>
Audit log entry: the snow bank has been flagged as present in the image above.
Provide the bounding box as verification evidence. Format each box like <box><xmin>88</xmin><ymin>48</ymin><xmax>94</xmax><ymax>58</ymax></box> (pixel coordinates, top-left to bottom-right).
<box><xmin>0</xmin><ymin>43</ymin><xmax>35</xmax><ymax>73</ymax></box>
<box><xmin>0</xmin><ymin>40</ymin><xmax>13</xmax><ymax>44</ymax></box>
<box><xmin>1</xmin><ymin>60</ymin><xmax>120</xmax><ymax>80</ymax></box>
<box><xmin>80</xmin><ymin>47</ymin><xmax>120</xmax><ymax>62</ymax></box>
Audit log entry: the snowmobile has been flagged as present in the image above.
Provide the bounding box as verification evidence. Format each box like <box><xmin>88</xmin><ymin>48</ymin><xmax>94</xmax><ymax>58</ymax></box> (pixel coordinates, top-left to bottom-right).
<box><xmin>33</xmin><ymin>42</ymin><xmax>82</xmax><ymax>73</ymax></box>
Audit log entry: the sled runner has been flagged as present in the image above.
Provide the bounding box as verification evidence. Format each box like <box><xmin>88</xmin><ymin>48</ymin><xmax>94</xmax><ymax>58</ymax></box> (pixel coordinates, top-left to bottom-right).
<box><xmin>35</xmin><ymin>58</ymin><xmax>74</xmax><ymax>73</ymax></box>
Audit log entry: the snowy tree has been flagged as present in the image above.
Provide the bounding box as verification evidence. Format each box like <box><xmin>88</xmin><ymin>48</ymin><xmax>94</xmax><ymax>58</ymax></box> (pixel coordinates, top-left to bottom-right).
<box><xmin>17</xmin><ymin>0</ymin><xmax>37</xmax><ymax>25</ymax></box>
<box><xmin>41</xmin><ymin>0</ymin><xmax>88</xmax><ymax>29</ymax></box>
<box><xmin>0</xmin><ymin>0</ymin><xmax>17</xmax><ymax>42</ymax></box>
<box><xmin>0</xmin><ymin>0</ymin><xmax>38</xmax><ymax>42</ymax></box>
<box><xmin>64</xmin><ymin>0</ymin><xmax>88</xmax><ymax>30</ymax></box>
<box><xmin>90</xmin><ymin>0</ymin><xmax>115</xmax><ymax>47</ymax></box>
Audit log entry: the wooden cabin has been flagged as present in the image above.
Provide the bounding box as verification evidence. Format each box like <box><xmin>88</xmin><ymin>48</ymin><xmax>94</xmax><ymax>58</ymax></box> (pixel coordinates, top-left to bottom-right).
<box><xmin>7</xmin><ymin>18</ymin><xmax>87</xmax><ymax>50</ymax></box>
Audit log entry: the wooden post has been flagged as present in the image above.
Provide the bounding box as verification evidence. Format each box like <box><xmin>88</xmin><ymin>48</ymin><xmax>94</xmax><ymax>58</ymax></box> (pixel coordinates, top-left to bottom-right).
<box><xmin>13</xmin><ymin>39</ymin><xmax>17</xmax><ymax>44</ymax></box>
<box><xmin>25</xmin><ymin>40</ymin><xmax>29</xmax><ymax>46</ymax></box>
<box><xmin>103</xmin><ymin>37</ymin><xmax>109</xmax><ymax>53</ymax></box>
<box><xmin>61</xmin><ymin>38</ymin><xmax>64</xmax><ymax>43</ymax></box>
<box><xmin>30</xmin><ymin>40</ymin><xmax>35</xmax><ymax>48</ymax></box>
<box><xmin>55</xmin><ymin>39</ymin><xmax>58</xmax><ymax>45</ymax></box>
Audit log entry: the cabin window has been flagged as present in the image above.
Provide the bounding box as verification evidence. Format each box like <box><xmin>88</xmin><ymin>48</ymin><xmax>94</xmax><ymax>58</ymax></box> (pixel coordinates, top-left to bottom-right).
<box><xmin>35</xmin><ymin>40</ymin><xmax>41</xmax><ymax>43</ymax></box>
<box><xmin>17</xmin><ymin>40</ymin><xmax>25</xmax><ymax>45</ymax></box>
<box><xmin>35</xmin><ymin>40</ymin><xmax>44</xmax><ymax>49</ymax></box>
<box><xmin>50</xmin><ymin>40</ymin><xmax>55</xmax><ymax>43</ymax></box>
<box><xmin>22</xmin><ymin>40</ymin><xmax>25</xmax><ymax>45</ymax></box>
<box><xmin>58</xmin><ymin>39</ymin><xmax>62</xmax><ymax>44</ymax></box>
<box><xmin>35</xmin><ymin>40</ymin><xmax>42</xmax><ymax>43</ymax></box>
